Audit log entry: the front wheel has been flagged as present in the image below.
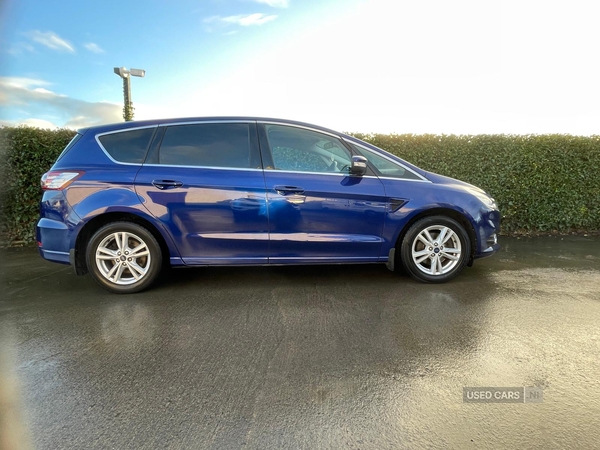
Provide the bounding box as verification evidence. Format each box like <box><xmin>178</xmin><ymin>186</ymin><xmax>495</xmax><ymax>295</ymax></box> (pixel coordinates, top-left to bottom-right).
<box><xmin>86</xmin><ymin>222</ymin><xmax>162</xmax><ymax>294</ymax></box>
<box><xmin>400</xmin><ymin>216</ymin><xmax>471</xmax><ymax>283</ymax></box>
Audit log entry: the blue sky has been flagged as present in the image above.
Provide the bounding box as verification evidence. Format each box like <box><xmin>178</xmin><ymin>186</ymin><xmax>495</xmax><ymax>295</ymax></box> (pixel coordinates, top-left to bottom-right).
<box><xmin>1</xmin><ymin>0</ymin><xmax>599</xmax><ymax>134</ymax></box>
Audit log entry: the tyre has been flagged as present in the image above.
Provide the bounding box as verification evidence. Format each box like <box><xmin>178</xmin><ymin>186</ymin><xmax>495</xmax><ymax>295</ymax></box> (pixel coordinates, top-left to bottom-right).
<box><xmin>400</xmin><ymin>215</ymin><xmax>471</xmax><ymax>283</ymax></box>
<box><xmin>86</xmin><ymin>222</ymin><xmax>162</xmax><ymax>294</ymax></box>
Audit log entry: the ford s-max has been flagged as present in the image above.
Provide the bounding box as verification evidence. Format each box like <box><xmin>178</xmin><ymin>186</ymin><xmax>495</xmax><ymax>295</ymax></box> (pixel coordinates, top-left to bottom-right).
<box><xmin>37</xmin><ymin>117</ymin><xmax>500</xmax><ymax>293</ymax></box>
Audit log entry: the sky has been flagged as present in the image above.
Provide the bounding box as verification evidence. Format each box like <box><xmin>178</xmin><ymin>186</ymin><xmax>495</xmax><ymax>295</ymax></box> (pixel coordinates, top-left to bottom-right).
<box><xmin>1</xmin><ymin>0</ymin><xmax>599</xmax><ymax>135</ymax></box>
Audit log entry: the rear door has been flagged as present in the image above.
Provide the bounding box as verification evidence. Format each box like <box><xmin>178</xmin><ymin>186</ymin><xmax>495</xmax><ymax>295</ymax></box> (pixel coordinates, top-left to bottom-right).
<box><xmin>134</xmin><ymin>121</ymin><xmax>269</xmax><ymax>265</ymax></box>
<box><xmin>259</xmin><ymin>123</ymin><xmax>388</xmax><ymax>263</ymax></box>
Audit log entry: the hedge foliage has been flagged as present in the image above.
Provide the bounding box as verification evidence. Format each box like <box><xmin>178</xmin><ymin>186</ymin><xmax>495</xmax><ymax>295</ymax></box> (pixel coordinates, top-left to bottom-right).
<box><xmin>1</xmin><ymin>126</ymin><xmax>76</xmax><ymax>243</ymax></box>
<box><xmin>1</xmin><ymin>126</ymin><xmax>598</xmax><ymax>244</ymax></box>
<box><xmin>352</xmin><ymin>133</ymin><xmax>600</xmax><ymax>233</ymax></box>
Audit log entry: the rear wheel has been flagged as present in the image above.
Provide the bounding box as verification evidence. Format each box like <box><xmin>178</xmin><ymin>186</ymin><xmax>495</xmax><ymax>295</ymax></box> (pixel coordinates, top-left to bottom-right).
<box><xmin>400</xmin><ymin>216</ymin><xmax>470</xmax><ymax>283</ymax></box>
<box><xmin>86</xmin><ymin>222</ymin><xmax>162</xmax><ymax>293</ymax></box>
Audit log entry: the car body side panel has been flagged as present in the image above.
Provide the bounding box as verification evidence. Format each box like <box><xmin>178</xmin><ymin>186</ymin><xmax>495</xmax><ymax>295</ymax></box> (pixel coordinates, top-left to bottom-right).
<box><xmin>37</xmin><ymin>165</ymin><xmax>183</xmax><ymax>267</ymax></box>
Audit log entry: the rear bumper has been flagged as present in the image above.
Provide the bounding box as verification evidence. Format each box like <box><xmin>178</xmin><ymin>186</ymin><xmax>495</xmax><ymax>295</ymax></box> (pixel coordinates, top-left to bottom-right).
<box><xmin>36</xmin><ymin>218</ymin><xmax>74</xmax><ymax>264</ymax></box>
<box><xmin>37</xmin><ymin>190</ymin><xmax>82</xmax><ymax>265</ymax></box>
<box><xmin>38</xmin><ymin>247</ymin><xmax>71</xmax><ymax>264</ymax></box>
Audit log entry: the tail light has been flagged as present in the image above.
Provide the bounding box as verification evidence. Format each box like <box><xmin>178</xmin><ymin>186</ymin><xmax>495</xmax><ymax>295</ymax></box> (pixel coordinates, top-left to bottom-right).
<box><xmin>41</xmin><ymin>171</ymin><xmax>84</xmax><ymax>190</ymax></box>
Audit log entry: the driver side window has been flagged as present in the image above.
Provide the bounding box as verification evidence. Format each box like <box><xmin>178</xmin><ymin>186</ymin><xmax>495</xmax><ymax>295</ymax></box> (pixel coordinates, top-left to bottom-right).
<box><xmin>265</xmin><ymin>125</ymin><xmax>352</xmax><ymax>174</ymax></box>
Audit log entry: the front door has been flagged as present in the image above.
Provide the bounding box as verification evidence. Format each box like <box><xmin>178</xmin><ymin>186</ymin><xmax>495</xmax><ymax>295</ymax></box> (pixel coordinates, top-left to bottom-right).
<box><xmin>259</xmin><ymin>123</ymin><xmax>387</xmax><ymax>264</ymax></box>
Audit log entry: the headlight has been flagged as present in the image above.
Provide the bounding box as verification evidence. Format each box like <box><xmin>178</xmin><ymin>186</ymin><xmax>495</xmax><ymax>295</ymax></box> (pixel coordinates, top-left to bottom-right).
<box><xmin>474</xmin><ymin>192</ymin><xmax>497</xmax><ymax>209</ymax></box>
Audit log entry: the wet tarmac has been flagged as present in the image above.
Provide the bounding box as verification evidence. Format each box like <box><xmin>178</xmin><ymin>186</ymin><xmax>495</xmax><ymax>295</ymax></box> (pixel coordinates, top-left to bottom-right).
<box><xmin>1</xmin><ymin>236</ymin><xmax>599</xmax><ymax>449</ymax></box>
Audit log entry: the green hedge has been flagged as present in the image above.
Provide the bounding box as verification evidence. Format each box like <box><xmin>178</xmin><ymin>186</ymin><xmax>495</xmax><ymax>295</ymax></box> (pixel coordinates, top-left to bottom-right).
<box><xmin>1</xmin><ymin>126</ymin><xmax>76</xmax><ymax>243</ymax></box>
<box><xmin>351</xmin><ymin>133</ymin><xmax>600</xmax><ymax>233</ymax></box>
<box><xmin>1</xmin><ymin>126</ymin><xmax>598</xmax><ymax>244</ymax></box>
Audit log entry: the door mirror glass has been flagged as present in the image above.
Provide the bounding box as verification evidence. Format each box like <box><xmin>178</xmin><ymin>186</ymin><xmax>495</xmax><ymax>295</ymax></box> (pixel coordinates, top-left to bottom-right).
<box><xmin>350</xmin><ymin>155</ymin><xmax>368</xmax><ymax>176</ymax></box>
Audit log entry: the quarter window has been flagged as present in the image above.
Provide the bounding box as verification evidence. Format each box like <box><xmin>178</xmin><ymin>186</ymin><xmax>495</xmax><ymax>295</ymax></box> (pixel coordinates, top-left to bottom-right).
<box><xmin>158</xmin><ymin>123</ymin><xmax>255</xmax><ymax>169</ymax></box>
<box><xmin>98</xmin><ymin>128</ymin><xmax>155</xmax><ymax>163</ymax></box>
<box><xmin>348</xmin><ymin>143</ymin><xmax>422</xmax><ymax>180</ymax></box>
<box><xmin>57</xmin><ymin>133</ymin><xmax>83</xmax><ymax>162</ymax></box>
<box><xmin>265</xmin><ymin>125</ymin><xmax>352</xmax><ymax>174</ymax></box>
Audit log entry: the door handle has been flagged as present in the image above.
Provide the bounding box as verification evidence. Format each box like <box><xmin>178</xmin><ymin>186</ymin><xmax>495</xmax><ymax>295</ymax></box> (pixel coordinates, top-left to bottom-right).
<box><xmin>274</xmin><ymin>185</ymin><xmax>305</xmax><ymax>195</ymax></box>
<box><xmin>152</xmin><ymin>179</ymin><xmax>183</xmax><ymax>189</ymax></box>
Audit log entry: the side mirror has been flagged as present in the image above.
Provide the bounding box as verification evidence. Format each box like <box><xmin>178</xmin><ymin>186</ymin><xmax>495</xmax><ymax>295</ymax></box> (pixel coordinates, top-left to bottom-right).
<box><xmin>350</xmin><ymin>155</ymin><xmax>368</xmax><ymax>176</ymax></box>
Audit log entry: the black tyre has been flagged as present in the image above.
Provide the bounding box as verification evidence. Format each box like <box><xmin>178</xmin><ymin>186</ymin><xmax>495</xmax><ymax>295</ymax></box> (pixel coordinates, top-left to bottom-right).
<box><xmin>86</xmin><ymin>222</ymin><xmax>162</xmax><ymax>294</ymax></box>
<box><xmin>400</xmin><ymin>215</ymin><xmax>470</xmax><ymax>283</ymax></box>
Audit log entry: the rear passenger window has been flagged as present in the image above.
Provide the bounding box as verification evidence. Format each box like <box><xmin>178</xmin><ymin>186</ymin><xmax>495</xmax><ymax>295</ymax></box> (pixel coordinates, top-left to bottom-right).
<box><xmin>98</xmin><ymin>128</ymin><xmax>155</xmax><ymax>164</ymax></box>
<box><xmin>158</xmin><ymin>123</ymin><xmax>256</xmax><ymax>169</ymax></box>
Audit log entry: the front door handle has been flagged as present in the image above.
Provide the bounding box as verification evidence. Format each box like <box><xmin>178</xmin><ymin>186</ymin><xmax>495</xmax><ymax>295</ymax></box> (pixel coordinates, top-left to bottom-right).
<box><xmin>152</xmin><ymin>179</ymin><xmax>183</xmax><ymax>190</ymax></box>
<box><xmin>274</xmin><ymin>185</ymin><xmax>305</xmax><ymax>195</ymax></box>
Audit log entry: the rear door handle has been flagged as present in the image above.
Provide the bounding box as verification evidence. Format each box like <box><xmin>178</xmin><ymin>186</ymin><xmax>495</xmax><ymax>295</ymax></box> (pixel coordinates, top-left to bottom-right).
<box><xmin>152</xmin><ymin>179</ymin><xmax>183</xmax><ymax>190</ymax></box>
<box><xmin>274</xmin><ymin>185</ymin><xmax>305</xmax><ymax>195</ymax></box>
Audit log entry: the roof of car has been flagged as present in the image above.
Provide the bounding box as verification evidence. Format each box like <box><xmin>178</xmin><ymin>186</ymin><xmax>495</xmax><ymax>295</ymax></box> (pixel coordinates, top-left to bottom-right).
<box><xmin>80</xmin><ymin>117</ymin><xmax>347</xmax><ymax>137</ymax></box>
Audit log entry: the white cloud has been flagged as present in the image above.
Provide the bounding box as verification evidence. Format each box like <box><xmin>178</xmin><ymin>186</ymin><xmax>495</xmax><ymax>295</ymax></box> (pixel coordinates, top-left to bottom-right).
<box><xmin>63</xmin><ymin>116</ymin><xmax>102</xmax><ymax>129</ymax></box>
<box><xmin>253</xmin><ymin>0</ymin><xmax>289</xmax><ymax>7</ymax></box>
<box><xmin>33</xmin><ymin>87</ymin><xmax>64</xmax><ymax>96</ymax></box>
<box><xmin>84</xmin><ymin>42</ymin><xmax>104</xmax><ymax>54</ymax></box>
<box><xmin>7</xmin><ymin>42</ymin><xmax>35</xmax><ymax>55</ymax></box>
<box><xmin>205</xmin><ymin>13</ymin><xmax>278</xmax><ymax>27</ymax></box>
<box><xmin>225</xmin><ymin>13</ymin><xmax>278</xmax><ymax>26</ymax></box>
<box><xmin>20</xmin><ymin>118</ymin><xmax>58</xmax><ymax>129</ymax></box>
<box><xmin>178</xmin><ymin>0</ymin><xmax>600</xmax><ymax>135</ymax></box>
<box><xmin>0</xmin><ymin>77</ymin><xmax>51</xmax><ymax>89</ymax></box>
<box><xmin>0</xmin><ymin>77</ymin><xmax>121</xmax><ymax>128</ymax></box>
<box><xmin>24</xmin><ymin>30</ymin><xmax>75</xmax><ymax>53</ymax></box>
<box><xmin>0</xmin><ymin>116</ymin><xmax>59</xmax><ymax>129</ymax></box>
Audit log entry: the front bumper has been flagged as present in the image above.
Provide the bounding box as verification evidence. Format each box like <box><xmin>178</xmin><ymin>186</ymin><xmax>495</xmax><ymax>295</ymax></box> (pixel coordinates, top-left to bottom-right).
<box><xmin>477</xmin><ymin>235</ymin><xmax>500</xmax><ymax>259</ymax></box>
<box><xmin>474</xmin><ymin>209</ymin><xmax>501</xmax><ymax>259</ymax></box>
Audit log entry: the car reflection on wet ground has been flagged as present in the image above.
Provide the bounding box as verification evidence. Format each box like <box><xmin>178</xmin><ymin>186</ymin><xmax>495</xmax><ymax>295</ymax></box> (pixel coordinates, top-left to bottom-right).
<box><xmin>1</xmin><ymin>236</ymin><xmax>599</xmax><ymax>449</ymax></box>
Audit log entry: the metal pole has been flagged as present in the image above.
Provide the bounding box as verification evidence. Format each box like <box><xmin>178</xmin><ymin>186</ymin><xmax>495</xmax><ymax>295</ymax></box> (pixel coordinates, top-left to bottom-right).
<box><xmin>115</xmin><ymin>66</ymin><xmax>143</xmax><ymax>121</ymax></box>
<box><xmin>122</xmin><ymin>75</ymin><xmax>133</xmax><ymax>121</ymax></box>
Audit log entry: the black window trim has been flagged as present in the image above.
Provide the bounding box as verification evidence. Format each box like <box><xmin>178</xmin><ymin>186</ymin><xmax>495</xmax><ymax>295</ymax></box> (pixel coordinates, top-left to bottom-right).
<box><xmin>257</xmin><ymin>120</ymin><xmax>343</xmax><ymax>139</ymax></box>
<box><xmin>157</xmin><ymin>119</ymin><xmax>255</xmax><ymax>128</ymax></box>
<box><xmin>95</xmin><ymin>125</ymin><xmax>158</xmax><ymax>166</ymax></box>
<box><xmin>143</xmin><ymin>126</ymin><xmax>166</xmax><ymax>165</ymax></box>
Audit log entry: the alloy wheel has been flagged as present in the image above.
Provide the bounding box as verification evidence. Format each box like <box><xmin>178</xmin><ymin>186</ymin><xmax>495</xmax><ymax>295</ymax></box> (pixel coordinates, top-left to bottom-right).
<box><xmin>95</xmin><ymin>231</ymin><xmax>151</xmax><ymax>285</ymax></box>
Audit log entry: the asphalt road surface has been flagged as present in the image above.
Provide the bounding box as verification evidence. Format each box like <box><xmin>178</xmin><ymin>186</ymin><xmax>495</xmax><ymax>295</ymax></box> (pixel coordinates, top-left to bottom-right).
<box><xmin>1</xmin><ymin>236</ymin><xmax>599</xmax><ymax>449</ymax></box>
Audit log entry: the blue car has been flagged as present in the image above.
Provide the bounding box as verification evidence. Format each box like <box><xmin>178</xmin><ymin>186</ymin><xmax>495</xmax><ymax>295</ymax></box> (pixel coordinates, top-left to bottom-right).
<box><xmin>37</xmin><ymin>117</ymin><xmax>500</xmax><ymax>293</ymax></box>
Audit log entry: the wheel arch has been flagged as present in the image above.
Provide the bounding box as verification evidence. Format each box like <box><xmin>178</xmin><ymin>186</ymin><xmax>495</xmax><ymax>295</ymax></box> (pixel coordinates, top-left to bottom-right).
<box><xmin>394</xmin><ymin>207</ymin><xmax>477</xmax><ymax>267</ymax></box>
<box><xmin>73</xmin><ymin>211</ymin><xmax>173</xmax><ymax>275</ymax></box>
